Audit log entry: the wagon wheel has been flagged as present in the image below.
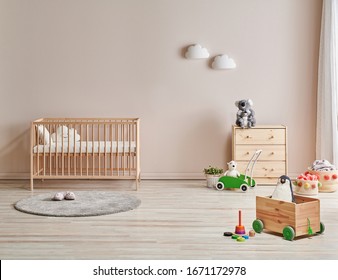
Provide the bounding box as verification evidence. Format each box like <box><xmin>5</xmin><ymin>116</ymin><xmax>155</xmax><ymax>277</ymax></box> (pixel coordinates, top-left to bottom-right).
<box><xmin>215</xmin><ymin>182</ymin><xmax>224</xmax><ymax>191</ymax></box>
<box><xmin>317</xmin><ymin>222</ymin><xmax>325</xmax><ymax>234</ymax></box>
<box><xmin>240</xmin><ymin>184</ymin><xmax>248</xmax><ymax>192</ymax></box>
<box><xmin>252</xmin><ymin>219</ymin><xmax>264</xmax><ymax>233</ymax></box>
<box><xmin>283</xmin><ymin>226</ymin><xmax>295</xmax><ymax>241</ymax></box>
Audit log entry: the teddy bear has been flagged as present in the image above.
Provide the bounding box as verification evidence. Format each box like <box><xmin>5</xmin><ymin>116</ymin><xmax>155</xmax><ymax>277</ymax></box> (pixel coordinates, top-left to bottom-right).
<box><xmin>235</xmin><ymin>99</ymin><xmax>256</xmax><ymax>128</ymax></box>
<box><xmin>224</xmin><ymin>160</ymin><xmax>240</xmax><ymax>178</ymax></box>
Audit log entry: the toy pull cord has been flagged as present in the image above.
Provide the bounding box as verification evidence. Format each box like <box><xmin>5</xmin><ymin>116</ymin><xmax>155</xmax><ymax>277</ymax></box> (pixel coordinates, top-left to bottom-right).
<box><xmin>244</xmin><ymin>149</ymin><xmax>262</xmax><ymax>184</ymax></box>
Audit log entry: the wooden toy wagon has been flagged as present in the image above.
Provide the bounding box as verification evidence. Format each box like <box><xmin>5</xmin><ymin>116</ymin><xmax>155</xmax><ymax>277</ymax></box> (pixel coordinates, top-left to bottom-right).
<box><xmin>252</xmin><ymin>195</ymin><xmax>325</xmax><ymax>241</ymax></box>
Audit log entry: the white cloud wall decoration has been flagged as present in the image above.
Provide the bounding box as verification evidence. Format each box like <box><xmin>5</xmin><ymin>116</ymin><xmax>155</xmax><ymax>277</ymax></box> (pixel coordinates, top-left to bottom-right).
<box><xmin>185</xmin><ymin>44</ymin><xmax>210</xmax><ymax>59</ymax></box>
<box><xmin>211</xmin><ymin>55</ymin><xmax>236</xmax><ymax>70</ymax></box>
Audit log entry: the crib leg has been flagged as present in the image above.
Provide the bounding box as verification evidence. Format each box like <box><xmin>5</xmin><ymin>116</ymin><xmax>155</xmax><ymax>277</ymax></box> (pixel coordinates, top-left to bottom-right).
<box><xmin>135</xmin><ymin>174</ymin><xmax>141</xmax><ymax>191</ymax></box>
<box><xmin>30</xmin><ymin>177</ymin><xmax>34</xmax><ymax>191</ymax></box>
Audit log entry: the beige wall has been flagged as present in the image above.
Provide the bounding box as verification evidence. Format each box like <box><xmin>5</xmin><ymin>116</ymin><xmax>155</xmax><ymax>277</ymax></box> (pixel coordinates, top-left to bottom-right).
<box><xmin>0</xmin><ymin>0</ymin><xmax>322</xmax><ymax>179</ymax></box>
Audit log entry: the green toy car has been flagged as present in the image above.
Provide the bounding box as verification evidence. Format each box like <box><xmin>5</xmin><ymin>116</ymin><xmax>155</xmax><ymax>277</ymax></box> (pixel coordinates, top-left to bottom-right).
<box><xmin>216</xmin><ymin>149</ymin><xmax>262</xmax><ymax>192</ymax></box>
<box><xmin>216</xmin><ymin>174</ymin><xmax>255</xmax><ymax>192</ymax></box>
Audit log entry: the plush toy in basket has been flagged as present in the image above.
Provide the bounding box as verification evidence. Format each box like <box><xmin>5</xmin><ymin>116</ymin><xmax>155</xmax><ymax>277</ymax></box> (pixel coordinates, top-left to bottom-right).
<box><xmin>307</xmin><ymin>160</ymin><xmax>338</xmax><ymax>193</ymax></box>
<box><xmin>271</xmin><ymin>175</ymin><xmax>295</xmax><ymax>202</ymax></box>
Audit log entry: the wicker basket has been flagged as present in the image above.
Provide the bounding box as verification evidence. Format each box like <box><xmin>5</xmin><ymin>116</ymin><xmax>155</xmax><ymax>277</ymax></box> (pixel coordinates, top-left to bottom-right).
<box><xmin>294</xmin><ymin>179</ymin><xmax>319</xmax><ymax>196</ymax></box>
<box><xmin>206</xmin><ymin>175</ymin><xmax>221</xmax><ymax>188</ymax></box>
<box><xmin>308</xmin><ymin>169</ymin><xmax>338</xmax><ymax>193</ymax></box>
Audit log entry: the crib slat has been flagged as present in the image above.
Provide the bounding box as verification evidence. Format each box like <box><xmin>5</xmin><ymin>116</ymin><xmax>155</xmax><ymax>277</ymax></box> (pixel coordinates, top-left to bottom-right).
<box><xmin>55</xmin><ymin>125</ymin><xmax>58</xmax><ymax>176</ymax></box>
<box><xmin>80</xmin><ymin>124</ymin><xmax>83</xmax><ymax>176</ymax></box>
<box><xmin>104</xmin><ymin>123</ymin><xmax>107</xmax><ymax>176</ymax></box>
<box><xmin>61</xmin><ymin>124</ymin><xmax>64</xmax><ymax>176</ymax></box>
<box><xmin>73</xmin><ymin>124</ymin><xmax>76</xmax><ymax>176</ymax></box>
<box><xmin>86</xmin><ymin>124</ymin><xmax>89</xmax><ymax>176</ymax></box>
<box><xmin>122</xmin><ymin>123</ymin><xmax>125</xmax><ymax>176</ymax></box>
<box><xmin>68</xmin><ymin>124</ymin><xmax>70</xmax><ymax>176</ymax></box>
<box><xmin>129</xmin><ymin>122</ymin><xmax>131</xmax><ymax>176</ymax></box>
<box><xmin>42</xmin><ymin>124</ymin><xmax>46</xmax><ymax>176</ymax></box>
<box><xmin>92</xmin><ymin>123</ymin><xmax>94</xmax><ymax>176</ymax></box>
<box><xmin>36</xmin><ymin>125</ymin><xmax>40</xmax><ymax>176</ymax></box>
<box><xmin>116</xmin><ymin>123</ymin><xmax>119</xmax><ymax>176</ymax></box>
<box><xmin>49</xmin><ymin>123</ymin><xmax>51</xmax><ymax>176</ymax></box>
<box><xmin>36</xmin><ymin>129</ymin><xmax>39</xmax><ymax>175</ymax></box>
<box><xmin>133</xmin><ymin>122</ymin><xmax>136</xmax><ymax>170</ymax></box>
<box><xmin>30</xmin><ymin>124</ymin><xmax>34</xmax><ymax>190</ymax></box>
<box><xmin>98</xmin><ymin>123</ymin><xmax>101</xmax><ymax>176</ymax></box>
<box><xmin>110</xmin><ymin>124</ymin><xmax>113</xmax><ymax>176</ymax></box>
<box><xmin>136</xmin><ymin>118</ymin><xmax>140</xmax><ymax>190</ymax></box>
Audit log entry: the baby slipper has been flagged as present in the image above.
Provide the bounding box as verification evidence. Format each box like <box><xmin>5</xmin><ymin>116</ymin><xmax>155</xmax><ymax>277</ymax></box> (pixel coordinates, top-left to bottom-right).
<box><xmin>52</xmin><ymin>192</ymin><xmax>65</xmax><ymax>201</ymax></box>
<box><xmin>64</xmin><ymin>191</ymin><xmax>75</xmax><ymax>200</ymax></box>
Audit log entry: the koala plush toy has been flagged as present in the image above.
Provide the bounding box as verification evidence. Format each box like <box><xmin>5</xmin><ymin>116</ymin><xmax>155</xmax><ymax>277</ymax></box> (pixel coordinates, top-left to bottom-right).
<box><xmin>235</xmin><ymin>99</ymin><xmax>256</xmax><ymax>128</ymax></box>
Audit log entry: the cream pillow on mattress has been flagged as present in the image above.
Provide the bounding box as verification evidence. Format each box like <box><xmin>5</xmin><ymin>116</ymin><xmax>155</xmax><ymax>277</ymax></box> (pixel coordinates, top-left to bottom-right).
<box><xmin>56</xmin><ymin>125</ymin><xmax>69</xmax><ymax>137</ymax></box>
<box><xmin>51</xmin><ymin>127</ymin><xmax>80</xmax><ymax>142</ymax></box>
<box><xmin>37</xmin><ymin>125</ymin><xmax>52</xmax><ymax>145</ymax></box>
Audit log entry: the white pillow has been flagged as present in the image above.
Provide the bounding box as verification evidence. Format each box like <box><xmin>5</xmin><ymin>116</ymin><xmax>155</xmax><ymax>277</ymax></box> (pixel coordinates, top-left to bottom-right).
<box><xmin>68</xmin><ymin>128</ymin><xmax>81</xmax><ymax>142</ymax></box>
<box><xmin>56</xmin><ymin>125</ymin><xmax>69</xmax><ymax>137</ymax></box>
<box><xmin>51</xmin><ymin>128</ymin><xmax>80</xmax><ymax>142</ymax></box>
<box><xmin>50</xmin><ymin>133</ymin><xmax>59</xmax><ymax>142</ymax></box>
<box><xmin>37</xmin><ymin>125</ymin><xmax>52</xmax><ymax>145</ymax></box>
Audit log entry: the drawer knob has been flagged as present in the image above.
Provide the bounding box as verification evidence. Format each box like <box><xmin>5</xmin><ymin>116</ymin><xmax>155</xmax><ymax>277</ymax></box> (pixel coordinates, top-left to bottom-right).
<box><xmin>269</xmin><ymin>135</ymin><xmax>274</xmax><ymax>139</ymax></box>
<box><xmin>271</xmin><ymin>152</ymin><xmax>275</xmax><ymax>155</ymax></box>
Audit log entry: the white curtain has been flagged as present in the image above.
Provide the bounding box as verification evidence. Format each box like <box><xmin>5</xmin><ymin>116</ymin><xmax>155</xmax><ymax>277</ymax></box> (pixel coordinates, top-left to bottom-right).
<box><xmin>317</xmin><ymin>0</ymin><xmax>338</xmax><ymax>167</ymax></box>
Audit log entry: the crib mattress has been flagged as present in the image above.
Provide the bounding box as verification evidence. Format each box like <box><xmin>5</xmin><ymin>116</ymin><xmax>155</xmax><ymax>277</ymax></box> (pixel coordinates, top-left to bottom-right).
<box><xmin>33</xmin><ymin>141</ymin><xmax>136</xmax><ymax>154</ymax></box>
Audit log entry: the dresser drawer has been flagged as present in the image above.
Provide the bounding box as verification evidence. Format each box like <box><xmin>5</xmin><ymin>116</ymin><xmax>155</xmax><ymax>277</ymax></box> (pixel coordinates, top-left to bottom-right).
<box><xmin>234</xmin><ymin>128</ymin><xmax>286</xmax><ymax>145</ymax></box>
<box><xmin>236</xmin><ymin>161</ymin><xmax>286</xmax><ymax>178</ymax></box>
<box><xmin>234</xmin><ymin>145</ymin><xmax>286</xmax><ymax>161</ymax></box>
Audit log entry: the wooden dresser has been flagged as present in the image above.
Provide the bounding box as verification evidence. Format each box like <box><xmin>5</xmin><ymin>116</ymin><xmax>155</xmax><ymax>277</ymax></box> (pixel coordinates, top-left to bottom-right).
<box><xmin>232</xmin><ymin>125</ymin><xmax>288</xmax><ymax>185</ymax></box>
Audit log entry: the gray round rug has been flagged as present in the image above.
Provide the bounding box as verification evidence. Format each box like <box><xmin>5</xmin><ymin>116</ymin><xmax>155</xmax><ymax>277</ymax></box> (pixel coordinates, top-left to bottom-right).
<box><xmin>14</xmin><ymin>191</ymin><xmax>141</xmax><ymax>217</ymax></box>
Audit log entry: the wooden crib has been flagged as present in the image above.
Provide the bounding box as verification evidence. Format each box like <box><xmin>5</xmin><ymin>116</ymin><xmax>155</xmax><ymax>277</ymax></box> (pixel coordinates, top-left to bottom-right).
<box><xmin>30</xmin><ymin>118</ymin><xmax>140</xmax><ymax>191</ymax></box>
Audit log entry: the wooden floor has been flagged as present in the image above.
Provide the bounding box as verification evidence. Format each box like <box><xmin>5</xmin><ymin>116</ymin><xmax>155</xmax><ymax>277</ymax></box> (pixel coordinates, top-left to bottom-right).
<box><xmin>0</xmin><ymin>179</ymin><xmax>337</xmax><ymax>260</ymax></box>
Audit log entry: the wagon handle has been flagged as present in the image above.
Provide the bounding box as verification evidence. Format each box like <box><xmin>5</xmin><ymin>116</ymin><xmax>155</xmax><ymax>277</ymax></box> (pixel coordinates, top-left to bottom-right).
<box><xmin>244</xmin><ymin>149</ymin><xmax>262</xmax><ymax>183</ymax></box>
